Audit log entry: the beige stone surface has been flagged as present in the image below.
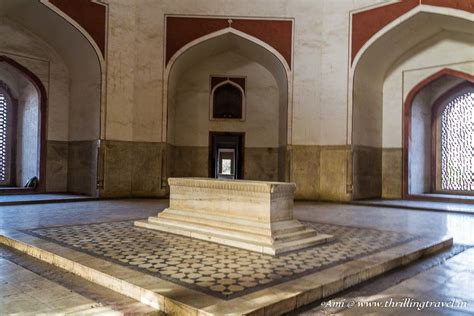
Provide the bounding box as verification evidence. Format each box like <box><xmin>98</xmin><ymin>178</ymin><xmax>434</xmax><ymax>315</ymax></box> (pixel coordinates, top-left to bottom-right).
<box><xmin>382</xmin><ymin>148</ymin><xmax>402</xmax><ymax>199</ymax></box>
<box><xmin>291</xmin><ymin>145</ymin><xmax>320</xmax><ymax>200</ymax></box>
<box><xmin>352</xmin><ymin>145</ymin><xmax>382</xmax><ymax>200</ymax></box>
<box><xmin>100</xmin><ymin>140</ymin><xmax>168</xmax><ymax>198</ymax></box>
<box><xmin>169</xmin><ymin>146</ymin><xmax>280</xmax><ymax>184</ymax></box>
<box><xmin>169</xmin><ymin>145</ymin><xmax>209</xmax><ymax>179</ymax></box>
<box><xmin>136</xmin><ymin>178</ymin><xmax>332</xmax><ymax>255</ymax></box>
<box><xmin>319</xmin><ymin>147</ymin><xmax>351</xmax><ymax>202</ymax></box>
<box><xmin>46</xmin><ymin>140</ymin><xmax>68</xmax><ymax>192</ymax></box>
<box><xmin>68</xmin><ymin>140</ymin><xmax>98</xmax><ymax>196</ymax></box>
<box><xmin>244</xmin><ymin>147</ymin><xmax>279</xmax><ymax>182</ymax></box>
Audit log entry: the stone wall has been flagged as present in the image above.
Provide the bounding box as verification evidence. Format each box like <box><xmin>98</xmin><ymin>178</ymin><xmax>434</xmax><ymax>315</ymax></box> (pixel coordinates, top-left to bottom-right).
<box><xmin>3</xmin><ymin>1</ymin><xmax>471</xmax><ymax>200</ymax></box>
<box><xmin>102</xmin><ymin>0</ymin><xmax>367</xmax><ymax>146</ymax></box>
<box><xmin>67</xmin><ymin>141</ymin><xmax>98</xmax><ymax>196</ymax></box>
<box><xmin>100</xmin><ymin>141</ymin><xmax>166</xmax><ymax>198</ymax></box>
<box><xmin>169</xmin><ymin>146</ymin><xmax>280</xmax><ymax>182</ymax></box>
<box><xmin>45</xmin><ymin>141</ymin><xmax>68</xmax><ymax>192</ymax></box>
<box><xmin>96</xmin><ymin>0</ymin><xmax>381</xmax><ymax>200</ymax></box>
<box><xmin>289</xmin><ymin>145</ymin><xmax>351</xmax><ymax>201</ymax></box>
<box><xmin>352</xmin><ymin>146</ymin><xmax>382</xmax><ymax>200</ymax></box>
<box><xmin>99</xmin><ymin>142</ymin><xmax>352</xmax><ymax>201</ymax></box>
<box><xmin>382</xmin><ymin>148</ymin><xmax>402</xmax><ymax>199</ymax></box>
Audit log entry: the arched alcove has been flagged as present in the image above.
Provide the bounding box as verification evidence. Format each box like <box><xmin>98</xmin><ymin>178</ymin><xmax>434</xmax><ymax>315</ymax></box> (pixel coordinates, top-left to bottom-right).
<box><xmin>351</xmin><ymin>8</ymin><xmax>474</xmax><ymax>200</ymax></box>
<box><xmin>404</xmin><ymin>71</ymin><xmax>474</xmax><ymax>196</ymax></box>
<box><xmin>0</xmin><ymin>56</ymin><xmax>47</xmax><ymax>191</ymax></box>
<box><xmin>165</xmin><ymin>30</ymin><xmax>290</xmax><ymax>182</ymax></box>
<box><xmin>1</xmin><ymin>0</ymin><xmax>103</xmax><ymax>196</ymax></box>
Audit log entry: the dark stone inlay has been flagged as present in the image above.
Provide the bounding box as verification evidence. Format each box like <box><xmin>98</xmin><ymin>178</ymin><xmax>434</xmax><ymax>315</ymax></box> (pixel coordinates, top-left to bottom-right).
<box><xmin>24</xmin><ymin>221</ymin><xmax>420</xmax><ymax>300</ymax></box>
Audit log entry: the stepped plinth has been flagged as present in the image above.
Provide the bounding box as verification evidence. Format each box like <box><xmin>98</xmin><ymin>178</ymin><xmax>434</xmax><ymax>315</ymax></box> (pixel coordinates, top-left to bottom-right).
<box><xmin>135</xmin><ymin>178</ymin><xmax>333</xmax><ymax>255</ymax></box>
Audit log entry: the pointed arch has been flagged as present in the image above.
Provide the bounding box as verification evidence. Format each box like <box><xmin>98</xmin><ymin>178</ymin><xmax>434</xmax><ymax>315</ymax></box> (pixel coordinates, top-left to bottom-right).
<box><xmin>349</xmin><ymin>2</ymin><xmax>473</xmax><ymax>200</ymax></box>
<box><xmin>403</xmin><ymin>68</ymin><xmax>474</xmax><ymax>196</ymax></box>
<box><xmin>351</xmin><ymin>5</ymin><xmax>473</xmax><ymax>70</ymax></box>
<box><xmin>0</xmin><ymin>55</ymin><xmax>48</xmax><ymax>192</ymax></box>
<box><xmin>210</xmin><ymin>79</ymin><xmax>246</xmax><ymax>120</ymax></box>
<box><xmin>40</xmin><ymin>0</ymin><xmax>107</xmax><ymax>140</ymax></box>
<box><xmin>349</xmin><ymin>5</ymin><xmax>474</xmax><ymax>148</ymax></box>
<box><xmin>162</xmin><ymin>27</ymin><xmax>292</xmax><ymax>144</ymax></box>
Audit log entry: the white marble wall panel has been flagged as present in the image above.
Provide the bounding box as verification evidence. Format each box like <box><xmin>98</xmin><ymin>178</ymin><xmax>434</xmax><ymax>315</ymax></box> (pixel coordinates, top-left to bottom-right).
<box><xmin>104</xmin><ymin>0</ymin><xmax>380</xmax><ymax>145</ymax></box>
<box><xmin>16</xmin><ymin>82</ymin><xmax>39</xmax><ymax>186</ymax></box>
<box><xmin>104</xmin><ymin>0</ymin><xmax>136</xmax><ymax>141</ymax></box>
<box><xmin>133</xmin><ymin>1</ymin><xmax>164</xmax><ymax>142</ymax></box>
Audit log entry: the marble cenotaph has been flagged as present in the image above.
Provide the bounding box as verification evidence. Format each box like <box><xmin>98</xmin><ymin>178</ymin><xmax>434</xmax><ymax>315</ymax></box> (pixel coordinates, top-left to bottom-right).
<box><xmin>135</xmin><ymin>178</ymin><xmax>333</xmax><ymax>255</ymax></box>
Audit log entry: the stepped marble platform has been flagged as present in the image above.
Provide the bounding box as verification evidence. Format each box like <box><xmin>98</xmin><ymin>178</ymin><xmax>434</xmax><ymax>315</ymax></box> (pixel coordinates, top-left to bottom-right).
<box><xmin>0</xmin><ymin>221</ymin><xmax>453</xmax><ymax>315</ymax></box>
<box><xmin>135</xmin><ymin>178</ymin><xmax>333</xmax><ymax>255</ymax></box>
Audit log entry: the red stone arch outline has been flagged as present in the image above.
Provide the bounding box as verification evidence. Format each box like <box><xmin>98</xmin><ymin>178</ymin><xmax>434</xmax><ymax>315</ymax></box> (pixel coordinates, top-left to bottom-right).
<box><xmin>42</xmin><ymin>0</ymin><xmax>107</xmax><ymax>58</ymax></box>
<box><xmin>165</xmin><ymin>16</ymin><xmax>293</xmax><ymax>69</ymax></box>
<box><xmin>351</xmin><ymin>0</ymin><xmax>474</xmax><ymax>63</ymax></box>
<box><xmin>41</xmin><ymin>0</ymin><xmax>107</xmax><ymax>139</ymax></box>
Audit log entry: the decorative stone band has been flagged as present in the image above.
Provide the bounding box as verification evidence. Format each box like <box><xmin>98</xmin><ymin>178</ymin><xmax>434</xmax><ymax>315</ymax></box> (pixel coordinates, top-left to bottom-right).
<box><xmin>168</xmin><ymin>177</ymin><xmax>296</xmax><ymax>194</ymax></box>
<box><xmin>136</xmin><ymin>178</ymin><xmax>332</xmax><ymax>255</ymax></box>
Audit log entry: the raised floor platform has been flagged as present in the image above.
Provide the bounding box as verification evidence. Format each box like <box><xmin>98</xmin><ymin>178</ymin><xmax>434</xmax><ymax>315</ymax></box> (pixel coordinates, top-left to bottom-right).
<box><xmin>0</xmin><ymin>219</ymin><xmax>452</xmax><ymax>315</ymax></box>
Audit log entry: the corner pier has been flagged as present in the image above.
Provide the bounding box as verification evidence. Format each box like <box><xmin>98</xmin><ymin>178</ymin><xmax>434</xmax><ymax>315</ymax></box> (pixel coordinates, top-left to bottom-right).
<box><xmin>135</xmin><ymin>178</ymin><xmax>333</xmax><ymax>255</ymax></box>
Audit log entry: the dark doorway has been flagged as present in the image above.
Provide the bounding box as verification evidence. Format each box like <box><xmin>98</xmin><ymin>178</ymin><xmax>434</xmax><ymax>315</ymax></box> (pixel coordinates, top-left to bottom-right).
<box><xmin>209</xmin><ymin>132</ymin><xmax>244</xmax><ymax>179</ymax></box>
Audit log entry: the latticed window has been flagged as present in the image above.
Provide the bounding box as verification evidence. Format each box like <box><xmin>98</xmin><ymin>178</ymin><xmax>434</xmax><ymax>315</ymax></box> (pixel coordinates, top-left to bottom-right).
<box><xmin>0</xmin><ymin>93</ymin><xmax>8</xmax><ymax>182</ymax></box>
<box><xmin>440</xmin><ymin>91</ymin><xmax>474</xmax><ymax>191</ymax></box>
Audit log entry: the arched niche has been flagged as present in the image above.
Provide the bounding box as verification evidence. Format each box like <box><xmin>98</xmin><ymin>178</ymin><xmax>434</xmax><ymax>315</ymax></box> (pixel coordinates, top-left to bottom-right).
<box><xmin>351</xmin><ymin>8</ymin><xmax>474</xmax><ymax>200</ymax></box>
<box><xmin>0</xmin><ymin>56</ymin><xmax>47</xmax><ymax>191</ymax></box>
<box><xmin>404</xmin><ymin>70</ymin><xmax>473</xmax><ymax>196</ymax></box>
<box><xmin>210</xmin><ymin>80</ymin><xmax>245</xmax><ymax>120</ymax></box>
<box><xmin>1</xmin><ymin>0</ymin><xmax>103</xmax><ymax>195</ymax></box>
<box><xmin>164</xmin><ymin>30</ymin><xmax>290</xmax><ymax>182</ymax></box>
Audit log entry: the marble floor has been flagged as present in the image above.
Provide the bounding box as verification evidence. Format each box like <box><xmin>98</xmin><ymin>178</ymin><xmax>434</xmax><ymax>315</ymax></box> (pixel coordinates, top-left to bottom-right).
<box><xmin>0</xmin><ymin>247</ymin><xmax>162</xmax><ymax>315</ymax></box>
<box><xmin>0</xmin><ymin>199</ymin><xmax>473</xmax><ymax>314</ymax></box>
<box><xmin>0</xmin><ymin>257</ymin><xmax>102</xmax><ymax>314</ymax></box>
<box><xmin>354</xmin><ymin>199</ymin><xmax>474</xmax><ymax>214</ymax></box>
<box><xmin>297</xmin><ymin>247</ymin><xmax>474</xmax><ymax>315</ymax></box>
<box><xmin>0</xmin><ymin>193</ymin><xmax>93</xmax><ymax>206</ymax></box>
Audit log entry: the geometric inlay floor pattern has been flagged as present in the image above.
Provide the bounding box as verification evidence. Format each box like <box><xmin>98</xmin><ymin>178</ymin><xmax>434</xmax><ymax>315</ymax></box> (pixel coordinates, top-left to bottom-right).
<box><xmin>25</xmin><ymin>221</ymin><xmax>420</xmax><ymax>299</ymax></box>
